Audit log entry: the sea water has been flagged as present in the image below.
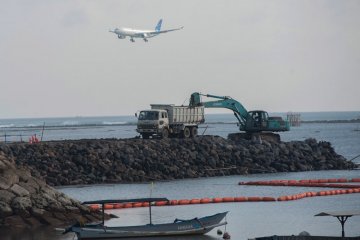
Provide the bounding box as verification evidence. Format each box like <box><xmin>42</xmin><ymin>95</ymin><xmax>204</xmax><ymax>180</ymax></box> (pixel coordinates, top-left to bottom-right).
<box><xmin>1</xmin><ymin>112</ymin><xmax>360</xmax><ymax>239</ymax></box>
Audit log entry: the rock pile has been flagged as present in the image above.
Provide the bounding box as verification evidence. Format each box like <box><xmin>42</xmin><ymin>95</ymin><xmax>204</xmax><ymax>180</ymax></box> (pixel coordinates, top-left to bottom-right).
<box><xmin>0</xmin><ymin>136</ymin><xmax>355</xmax><ymax>187</ymax></box>
<box><xmin>0</xmin><ymin>153</ymin><xmax>103</xmax><ymax>228</ymax></box>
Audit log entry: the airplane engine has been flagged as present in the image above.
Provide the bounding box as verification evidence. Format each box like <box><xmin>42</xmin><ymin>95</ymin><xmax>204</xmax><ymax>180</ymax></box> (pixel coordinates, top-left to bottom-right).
<box><xmin>117</xmin><ymin>35</ymin><xmax>125</xmax><ymax>39</ymax></box>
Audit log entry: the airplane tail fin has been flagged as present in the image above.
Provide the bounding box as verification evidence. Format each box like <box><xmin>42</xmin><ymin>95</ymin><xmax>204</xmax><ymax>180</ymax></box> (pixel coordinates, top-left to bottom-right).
<box><xmin>155</xmin><ymin>19</ymin><xmax>163</xmax><ymax>32</ymax></box>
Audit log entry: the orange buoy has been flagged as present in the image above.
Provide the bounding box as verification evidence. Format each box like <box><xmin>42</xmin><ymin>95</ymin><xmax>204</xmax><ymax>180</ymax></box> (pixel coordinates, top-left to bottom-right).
<box><xmin>222</xmin><ymin>197</ymin><xmax>235</xmax><ymax>202</ymax></box>
<box><xmin>269</xmin><ymin>180</ymin><xmax>280</xmax><ymax>184</ymax></box>
<box><xmin>353</xmin><ymin>188</ymin><xmax>360</xmax><ymax>193</ymax></box>
<box><xmin>178</xmin><ymin>199</ymin><xmax>190</xmax><ymax>205</ymax></box>
<box><xmin>337</xmin><ymin>178</ymin><xmax>348</xmax><ymax>183</ymax></box>
<box><xmin>288</xmin><ymin>180</ymin><xmax>297</xmax><ymax>184</ymax></box>
<box><xmin>89</xmin><ymin>204</ymin><xmax>100</xmax><ymax>210</ymax></box>
<box><xmin>340</xmin><ymin>190</ymin><xmax>347</xmax><ymax>194</ymax></box>
<box><xmin>142</xmin><ymin>202</ymin><xmax>150</xmax><ymax>207</ymax></box>
<box><xmin>190</xmin><ymin>199</ymin><xmax>201</xmax><ymax>204</ymax></box>
<box><xmin>286</xmin><ymin>195</ymin><xmax>293</xmax><ymax>201</ymax></box>
<box><xmin>318</xmin><ymin>179</ymin><xmax>328</xmax><ymax>183</ymax></box>
<box><xmin>234</xmin><ymin>197</ymin><xmax>248</xmax><ymax>202</ymax></box>
<box><xmin>213</xmin><ymin>197</ymin><xmax>223</xmax><ymax>203</ymax></box>
<box><xmin>262</xmin><ymin>197</ymin><xmax>276</xmax><ymax>201</ymax></box>
<box><xmin>327</xmin><ymin>178</ymin><xmax>338</xmax><ymax>183</ymax></box>
<box><xmin>299</xmin><ymin>180</ymin><xmax>310</xmax><ymax>183</ymax></box>
<box><xmin>123</xmin><ymin>203</ymin><xmax>133</xmax><ymax>208</ymax></box>
<box><xmin>155</xmin><ymin>201</ymin><xmax>168</xmax><ymax>206</ymax></box>
<box><xmin>132</xmin><ymin>202</ymin><xmax>142</xmax><ymax>208</ymax></box>
<box><xmin>346</xmin><ymin>189</ymin><xmax>354</xmax><ymax>194</ymax></box>
<box><xmin>200</xmin><ymin>198</ymin><xmax>212</xmax><ymax>204</ymax></box>
<box><xmin>306</xmin><ymin>192</ymin><xmax>312</xmax><ymax>197</ymax></box>
<box><xmin>113</xmin><ymin>203</ymin><xmax>123</xmax><ymax>209</ymax></box>
<box><xmin>351</xmin><ymin>178</ymin><xmax>360</xmax><ymax>182</ymax></box>
<box><xmin>169</xmin><ymin>200</ymin><xmax>178</xmax><ymax>205</ymax></box>
<box><xmin>104</xmin><ymin>204</ymin><xmax>114</xmax><ymax>209</ymax></box>
<box><xmin>309</xmin><ymin>179</ymin><xmax>319</xmax><ymax>183</ymax></box>
<box><xmin>318</xmin><ymin>191</ymin><xmax>326</xmax><ymax>196</ymax></box>
<box><xmin>277</xmin><ymin>196</ymin><xmax>287</xmax><ymax>201</ymax></box>
<box><xmin>248</xmin><ymin>197</ymin><xmax>262</xmax><ymax>202</ymax></box>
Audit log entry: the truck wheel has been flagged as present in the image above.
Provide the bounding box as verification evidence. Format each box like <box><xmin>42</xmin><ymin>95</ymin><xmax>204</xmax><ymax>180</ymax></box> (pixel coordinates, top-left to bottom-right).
<box><xmin>142</xmin><ymin>133</ymin><xmax>150</xmax><ymax>139</ymax></box>
<box><xmin>182</xmin><ymin>127</ymin><xmax>191</xmax><ymax>138</ymax></box>
<box><xmin>162</xmin><ymin>129</ymin><xmax>169</xmax><ymax>139</ymax></box>
<box><xmin>191</xmin><ymin>127</ymin><xmax>198</xmax><ymax>137</ymax></box>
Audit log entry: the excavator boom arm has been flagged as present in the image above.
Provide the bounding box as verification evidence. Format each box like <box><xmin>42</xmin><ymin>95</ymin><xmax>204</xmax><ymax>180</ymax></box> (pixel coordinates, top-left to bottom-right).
<box><xmin>190</xmin><ymin>92</ymin><xmax>249</xmax><ymax>128</ymax></box>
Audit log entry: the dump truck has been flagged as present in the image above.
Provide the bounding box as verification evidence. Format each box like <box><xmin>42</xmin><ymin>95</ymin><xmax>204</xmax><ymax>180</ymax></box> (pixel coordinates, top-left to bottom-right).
<box><xmin>136</xmin><ymin>104</ymin><xmax>205</xmax><ymax>139</ymax></box>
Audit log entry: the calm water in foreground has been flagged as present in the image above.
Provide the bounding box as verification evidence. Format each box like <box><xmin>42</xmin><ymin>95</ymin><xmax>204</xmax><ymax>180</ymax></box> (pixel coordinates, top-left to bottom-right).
<box><xmin>3</xmin><ymin>170</ymin><xmax>359</xmax><ymax>240</ymax></box>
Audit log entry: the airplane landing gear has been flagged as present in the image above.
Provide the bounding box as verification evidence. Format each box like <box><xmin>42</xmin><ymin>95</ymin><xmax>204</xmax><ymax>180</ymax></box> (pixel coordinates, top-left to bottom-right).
<box><xmin>143</xmin><ymin>38</ymin><xmax>148</xmax><ymax>42</ymax></box>
<box><xmin>130</xmin><ymin>38</ymin><xmax>135</xmax><ymax>42</ymax></box>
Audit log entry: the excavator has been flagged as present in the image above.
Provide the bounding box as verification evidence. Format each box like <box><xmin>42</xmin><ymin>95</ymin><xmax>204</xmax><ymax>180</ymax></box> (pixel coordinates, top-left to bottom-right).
<box><xmin>189</xmin><ymin>92</ymin><xmax>290</xmax><ymax>142</ymax></box>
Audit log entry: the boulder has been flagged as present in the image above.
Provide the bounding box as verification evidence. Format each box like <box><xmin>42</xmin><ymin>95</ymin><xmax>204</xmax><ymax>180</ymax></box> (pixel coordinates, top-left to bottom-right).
<box><xmin>0</xmin><ymin>152</ymin><xmax>105</xmax><ymax>229</ymax></box>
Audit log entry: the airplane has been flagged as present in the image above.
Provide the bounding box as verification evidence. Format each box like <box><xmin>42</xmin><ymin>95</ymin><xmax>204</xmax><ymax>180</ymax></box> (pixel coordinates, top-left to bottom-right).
<box><xmin>109</xmin><ymin>19</ymin><xmax>183</xmax><ymax>42</ymax></box>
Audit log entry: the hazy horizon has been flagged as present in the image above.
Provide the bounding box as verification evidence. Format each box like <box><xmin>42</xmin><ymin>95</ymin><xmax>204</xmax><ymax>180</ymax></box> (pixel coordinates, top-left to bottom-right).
<box><xmin>1</xmin><ymin>0</ymin><xmax>359</xmax><ymax>118</ymax></box>
<box><xmin>0</xmin><ymin>110</ymin><xmax>359</xmax><ymax>121</ymax></box>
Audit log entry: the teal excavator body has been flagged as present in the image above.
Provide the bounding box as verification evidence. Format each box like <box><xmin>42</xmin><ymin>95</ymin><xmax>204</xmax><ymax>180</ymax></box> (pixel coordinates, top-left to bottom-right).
<box><xmin>190</xmin><ymin>92</ymin><xmax>290</xmax><ymax>133</ymax></box>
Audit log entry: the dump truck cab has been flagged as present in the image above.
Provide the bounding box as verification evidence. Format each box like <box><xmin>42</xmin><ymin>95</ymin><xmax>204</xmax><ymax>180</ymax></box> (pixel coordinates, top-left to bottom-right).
<box><xmin>136</xmin><ymin>109</ymin><xmax>169</xmax><ymax>139</ymax></box>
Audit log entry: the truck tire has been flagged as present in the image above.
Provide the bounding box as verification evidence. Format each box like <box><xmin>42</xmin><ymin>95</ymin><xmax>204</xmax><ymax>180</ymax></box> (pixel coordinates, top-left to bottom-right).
<box><xmin>191</xmin><ymin>127</ymin><xmax>198</xmax><ymax>137</ymax></box>
<box><xmin>142</xmin><ymin>133</ymin><xmax>150</xmax><ymax>139</ymax></box>
<box><xmin>162</xmin><ymin>129</ymin><xmax>169</xmax><ymax>139</ymax></box>
<box><xmin>182</xmin><ymin>127</ymin><xmax>191</xmax><ymax>138</ymax></box>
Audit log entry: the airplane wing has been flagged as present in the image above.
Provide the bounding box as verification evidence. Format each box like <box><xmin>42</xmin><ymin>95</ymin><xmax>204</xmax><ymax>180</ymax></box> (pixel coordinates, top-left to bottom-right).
<box><xmin>148</xmin><ymin>26</ymin><xmax>183</xmax><ymax>34</ymax></box>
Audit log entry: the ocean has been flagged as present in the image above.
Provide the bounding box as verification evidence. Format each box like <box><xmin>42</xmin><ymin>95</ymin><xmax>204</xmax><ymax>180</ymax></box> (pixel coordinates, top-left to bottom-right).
<box><xmin>1</xmin><ymin>112</ymin><xmax>360</xmax><ymax>240</ymax></box>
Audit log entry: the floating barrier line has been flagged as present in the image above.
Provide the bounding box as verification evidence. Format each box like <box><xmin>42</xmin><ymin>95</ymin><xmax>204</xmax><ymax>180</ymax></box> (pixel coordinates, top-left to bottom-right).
<box><xmin>238</xmin><ymin>178</ymin><xmax>360</xmax><ymax>188</ymax></box>
<box><xmin>88</xmin><ymin>188</ymin><xmax>360</xmax><ymax>211</ymax></box>
<box><xmin>87</xmin><ymin>179</ymin><xmax>360</xmax><ymax>211</ymax></box>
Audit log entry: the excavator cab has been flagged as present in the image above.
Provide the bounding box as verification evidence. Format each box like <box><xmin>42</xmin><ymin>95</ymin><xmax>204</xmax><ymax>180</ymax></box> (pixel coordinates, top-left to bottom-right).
<box><xmin>245</xmin><ymin>111</ymin><xmax>269</xmax><ymax>131</ymax></box>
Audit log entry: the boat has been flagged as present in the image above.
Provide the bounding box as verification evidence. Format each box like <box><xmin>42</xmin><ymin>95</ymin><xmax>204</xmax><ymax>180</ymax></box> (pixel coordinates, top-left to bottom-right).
<box><xmin>63</xmin><ymin>197</ymin><xmax>228</xmax><ymax>239</ymax></box>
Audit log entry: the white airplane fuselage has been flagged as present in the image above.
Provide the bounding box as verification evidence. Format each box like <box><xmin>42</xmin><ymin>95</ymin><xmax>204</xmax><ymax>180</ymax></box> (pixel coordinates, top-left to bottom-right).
<box><xmin>110</xmin><ymin>19</ymin><xmax>183</xmax><ymax>42</ymax></box>
<box><xmin>114</xmin><ymin>28</ymin><xmax>159</xmax><ymax>39</ymax></box>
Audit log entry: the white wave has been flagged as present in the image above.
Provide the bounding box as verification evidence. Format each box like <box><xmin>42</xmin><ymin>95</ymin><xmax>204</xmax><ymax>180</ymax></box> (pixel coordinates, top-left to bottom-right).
<box><xmin>102</xmin><ymin>121</ymin><xmax>127</xmax><ymax>125</ymax></box>
<box><xmin>26</xmin><ymin>123</ymin><xmax>42</xmax><ymax>127</ymax></box>
<box><xmin>61</xmin><ymin>121</ymin><xmax>80</xmax><ymax>126</ymax></box>
<box><xmin>0</xmin><ymin>124</ymin><xmax>14</xmax><ymax>128</ymax></box>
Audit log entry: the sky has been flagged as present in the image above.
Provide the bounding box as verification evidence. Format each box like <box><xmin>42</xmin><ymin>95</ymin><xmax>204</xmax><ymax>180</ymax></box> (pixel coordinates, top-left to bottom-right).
<box><xmin>0</xmin><ymin>0</ymin><xmax>359</xmax><ymax>118</ymax></box>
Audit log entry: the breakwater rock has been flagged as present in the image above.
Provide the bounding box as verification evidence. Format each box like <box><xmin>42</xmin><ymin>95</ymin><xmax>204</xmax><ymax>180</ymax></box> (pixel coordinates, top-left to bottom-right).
<box><xmin>0</xmin><ymin>136</ymin><xmax>355</xmax><ymax>187</ymax></box>
<box><xmin>0</xmin><ymin>153</ymin><xmax>103</xmax><ymax>228</ymax></box>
